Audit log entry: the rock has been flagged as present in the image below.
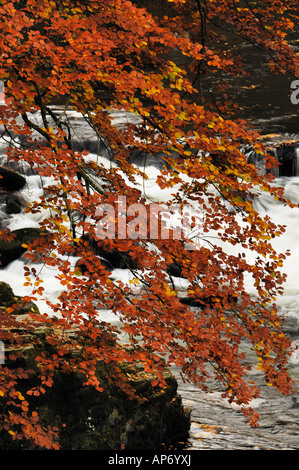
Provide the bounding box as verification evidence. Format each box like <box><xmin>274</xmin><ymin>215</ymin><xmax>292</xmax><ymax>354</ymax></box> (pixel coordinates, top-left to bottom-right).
<box><xmin>128</xmin><ymin>149</ymin><xmax>179</xmax><ymax>170</ymax></box>
<box><xmin>46</xmin><ymin>364</ymin><xmax>190</xmax><ymax>451</ymax></box>
<box><xmin>0</xmin><ymin>281</ymin><xmax>15</xmax><ymax>306</ymax></box>
<box><xmin>167</xmin><ymin>262</ymin><xmax>183</xmax><ymax>278</ymax></box>
<box><xmin>95</xmin><ymin>247</ymin><xmax>138</xmax><ymax>270</ymax></box>
<box><xmin>0</xmin><ymin>166</ymin><xmax>26</xmax><ymax>191</ymax></box>
<box><xmin>0</xmin><ymin>318</ymin><xmax>190</xmax><ymax>450</ymax></box>
<box><xmin>5</xmin><ymin>194</ymin><xmax>27</xmax><ymax>215</ymax></box>
<box><xmin>0</xmin><ymin>227</ymin><xmax>45</xmax><ymax>268</ymax></box>
<box><xmin>5</xmin><ymin>200</ymin><xmax>22</xmax><ymax>214</ymax></box>
<box><xmin>71</xmin><ymin>138</ymin><xmax>113</xmax><ymax>160</ymax></box>
<box><xmin>0</xmin><ymin>281</ymin><xmax>39</xmax><ymax>314</ymax></box>
<box><xmin>275</xmin><ymin>143</ymin><xmax>298</xmax><ymax>177</ymax></box>
<box><xmin>179</xmin><ymin>297</ymin><xmax>205</xmax><ymax>307</ymax></box>
<box><xmin>8</xmin><ymin>299</ymin><xmax>40</xmax><ymax>315</ymax></box>
<box><xmin>75</xmin><ymin>256</ymin><xmax>116</xmax><ymax>275</ymax></box>
<box><xmin>244</xmin><ymin>140</ymin><xmax>299</xmax><ymax>177</ymax></box>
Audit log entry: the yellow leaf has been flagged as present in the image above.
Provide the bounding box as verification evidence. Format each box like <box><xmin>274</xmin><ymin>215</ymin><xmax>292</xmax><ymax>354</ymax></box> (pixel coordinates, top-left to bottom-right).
<box><xmin>129</xmin><ymin>278</ymin><xmax>140</xmax><ymax>285</ymax></box>
<box><xmin>17</xmin><ymin>392</ymin><xmax>25</xmax><ymax>401</ymax></box>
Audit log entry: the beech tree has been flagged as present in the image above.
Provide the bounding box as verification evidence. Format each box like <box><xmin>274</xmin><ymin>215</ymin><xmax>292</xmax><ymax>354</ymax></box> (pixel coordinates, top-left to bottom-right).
<box><xmin>0</xmin><ymin>0</ymin><xmax>298</xmax><ymax>448</ymax></box>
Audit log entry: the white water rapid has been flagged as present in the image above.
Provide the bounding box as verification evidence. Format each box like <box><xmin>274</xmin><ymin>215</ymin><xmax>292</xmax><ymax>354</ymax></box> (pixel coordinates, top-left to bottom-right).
<box><xmin>0</xmin><ymin>111</ymin><xmax>299</xmax><ymax>335</ymax></box>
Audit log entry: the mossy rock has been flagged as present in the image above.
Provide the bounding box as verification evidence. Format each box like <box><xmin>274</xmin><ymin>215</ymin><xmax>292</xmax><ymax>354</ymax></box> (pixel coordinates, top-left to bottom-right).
<box><xmin>5</xmin><ymin>200</ymin><xmax>22</xmax><ymax>214</ymax></box>
<box><xmin>0</xmin><ymin>322</ymin><xmax>190</xmax><ymax>450</ymax></box>
<box><xmin>0</xmin><ymin>281</ymin><xmax>39</xmax><ymax>315</ymax></box>
<box><xmin>24</xmin><ymin>364</ymin><xmax>190</xmax><ymax>451</ymax></box>
<box><xmin>8</xmin><ymin>297</ymin><xmax>40</xmax><ymax>315</ymax></box>
<box><xmin>0</xmin><ymin>281</ymin><xmax>15</xmax><ymax>305</ymax></box>
<box><xmin>0</xmin><ymin>228</ymin><xmax>46</xmax><ymax>268</ymax></box>
<box><xmin>5</xmin><ymin>194</ymin><xmax>27</xmax><ymax>215</ymax></box>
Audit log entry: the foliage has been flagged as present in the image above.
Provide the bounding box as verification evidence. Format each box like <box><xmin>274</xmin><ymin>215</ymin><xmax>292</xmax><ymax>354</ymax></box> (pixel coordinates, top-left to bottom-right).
<box><xmin>0</xmin><ymin>0</ymin><xmax>298</xmax><ymax>448</ymax></box>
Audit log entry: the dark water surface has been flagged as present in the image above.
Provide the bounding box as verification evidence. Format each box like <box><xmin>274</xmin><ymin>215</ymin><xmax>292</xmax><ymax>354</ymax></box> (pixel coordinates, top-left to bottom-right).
<box><xmin>203</xmin><ymin>40</ymin><xmax>299</xmax><ymax>135</ymax></box>
<box><xmin>148</xmin><ymin>0</ymin><xmax>299</xmax><ymax>136</ymax></box>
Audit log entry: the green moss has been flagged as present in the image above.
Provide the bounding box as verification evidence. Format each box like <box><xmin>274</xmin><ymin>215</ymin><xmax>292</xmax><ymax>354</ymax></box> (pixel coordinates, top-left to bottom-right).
<box><xmin>0</xmin><ymin>281</ymin><xmax>15</xmax><ymax>305</ymax></box>
<box><xmin>0</xmin><ymin>357</ymin><xmax>190</xmax><ymax>450</ymax></box>
<box><xmin>0</xmin><ymin>303</ymin><xmax>190</xmax><ymax>450</ymax></box>
<box><xmin>0</xmin><ymin>281</ymin><xmax>39</xmax><ymax>315</ymax></box>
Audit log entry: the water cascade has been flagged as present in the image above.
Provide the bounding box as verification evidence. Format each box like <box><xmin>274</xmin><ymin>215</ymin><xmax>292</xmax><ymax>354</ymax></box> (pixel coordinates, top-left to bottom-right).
<box><xmin>244</xmin><ymin>138</ymin><xmax>299</xmax><ymax>178</ymax></box>
<box><xmin>0</xmin><ymin>112</ymin><xmax>299</xmax><ymax>330</ymax></box>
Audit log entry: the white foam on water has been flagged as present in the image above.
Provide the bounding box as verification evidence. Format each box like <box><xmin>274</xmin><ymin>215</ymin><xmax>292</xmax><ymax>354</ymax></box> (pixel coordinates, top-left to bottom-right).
<box><xmin>1</xmin><ymin>110</ymin><xmax>299</xmax><ymax>325</ymax></box>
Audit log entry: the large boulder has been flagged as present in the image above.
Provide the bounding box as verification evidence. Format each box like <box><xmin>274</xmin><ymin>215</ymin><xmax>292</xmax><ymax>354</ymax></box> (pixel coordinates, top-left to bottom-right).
<box><xmin>0</xmin><ymin>316</ymin><xmax>190</xmax><ymax>450</ymax></box>
<box><xmin>0</xmin><ymin>281</ymin><xmax>15</xmax><ymax>305</ymax></box>
<box><xmin>27</xmin><ymin>362</ymin><xmax>190</xmax><ymax>450</ymax></box>
<box><xmin>79</xmin><ymin>235</ymin><xmax>139</xmax><ymax>271</ymax></box>
<box><xmin>1</xmin><ymin>159</ymin><xmax>37</xmax><ymax>177</ymax></box>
